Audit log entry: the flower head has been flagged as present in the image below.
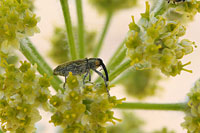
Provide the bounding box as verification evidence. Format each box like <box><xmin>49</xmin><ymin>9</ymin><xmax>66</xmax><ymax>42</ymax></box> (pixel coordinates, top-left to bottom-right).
<box><xmin>0</xmin><ymin>0</ymin><xmax>39</xmax><ymax>53</ymax></box>
<box><xmin>166</xmin><ymin>0</ymin><xmax>200</xmax><ymax>23</ymax></box>
<box><xmin>0</xmin><ymin>53</ymin><xmax>50</xmax><ymax>132</ymax></box>
<box><xmin>181</xmin><ymin>79</ymin><xmax>200</xmax><ymax>132</ymax></box>
<box><xmin>49</xmin><ymin>72</ymin><xmax>125</xmax><ymax>132</ymax></box>
<box><xmin>119</xmin><ymin>69</ymin><xmax>162</xmax><ymax>100</ymax></box>
<box><xmin>126</xmin><ymin>1</ymin><xmax>195</xmax><ymax>76</ymax></box>
<box><xmin>107</xmin><ymin>112</ymin><xmax>145</xmax><ymax>133</ymax></box>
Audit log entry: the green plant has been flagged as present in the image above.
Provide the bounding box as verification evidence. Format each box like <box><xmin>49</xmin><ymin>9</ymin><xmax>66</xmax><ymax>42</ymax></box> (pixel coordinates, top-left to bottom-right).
<box><xmin>0</xmin><ymin>0</ymin><xmax>200</xmax><ymax>132</ymax></box>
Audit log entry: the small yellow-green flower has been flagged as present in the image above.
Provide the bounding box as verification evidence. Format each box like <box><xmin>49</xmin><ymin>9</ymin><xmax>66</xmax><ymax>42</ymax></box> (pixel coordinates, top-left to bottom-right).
<box><xmin>49</xmin><ymin>72</ymin><xmax>125</xmax><ymax>132</ymax></box>
<box><xmin>0</xmin><ymin>0</ymin><xmax>39</xmax><ymax>53</ymax></box>
<box><xmin>181</xmin><ymin>79</ymin><xmax>200</xmax><ymax>132</ymax></box>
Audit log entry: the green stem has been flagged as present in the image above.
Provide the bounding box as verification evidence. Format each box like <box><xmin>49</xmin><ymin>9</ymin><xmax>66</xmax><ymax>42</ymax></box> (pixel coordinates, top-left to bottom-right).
<box><xmin>115</xmin><ymin>102</ymin><xmax>187</xmax><ymax>111</ymax></box>
<box><xmin>60</xmin><ymin>0</ymin><xmax>77</xmax><ymax>60</ymax></box>
<box><xmin>107</xmin><ymin>46</ymin><xmax>126</xmax><ymax>71</ymax></box>
<box><xmin>111</xmin><ymin>69</ymin><xmax>130</xmax><ymax>84</ymax></box>
<box><xmin>93</xmin><ymin>11</ymin><xmax>113</xmax><ymax>57</ymax></box>
<box><xmin>109</xmin><ymin>60</ymin><xmax>131</xmax><ymax>81</ymax></box>
<box><xmin>107</xmin><ymin>40</ymin><xmax>125</xmax><ymax>68</ymax></box>
<box><xmin>76</xmin><ymin>0</ymin><xmax>85</xmax><ymax>58</ymax></box>
<box><xmin>20</xmin><ymin>38</ymin><xmax>63</xmax><ymax>91</ymax></box>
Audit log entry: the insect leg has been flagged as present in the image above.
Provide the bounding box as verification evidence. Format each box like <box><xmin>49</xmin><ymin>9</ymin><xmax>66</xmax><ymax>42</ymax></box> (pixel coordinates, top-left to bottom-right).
<box><xmin>83</xmin><ymin>58</ymin><xmax>91</xmax><ymax>84</ymax></box>
<box><xmin>63</xmin><ymin>76</ymin><xmax>67</xmax><ymax>89</ymax></box>
<box><xmin>92</xmin><ymin>68</ymin><xmax>110</xmax><ymax>97</ymax></box>
<box><xmin>83</xmin><ymin>71</ymin><xmax>89</xmax><ymax>85</ymax></box>
<box><xmin>88</xmin><ymin>71</ymin><xmax>91</xmax><ymax>81</ymax></box>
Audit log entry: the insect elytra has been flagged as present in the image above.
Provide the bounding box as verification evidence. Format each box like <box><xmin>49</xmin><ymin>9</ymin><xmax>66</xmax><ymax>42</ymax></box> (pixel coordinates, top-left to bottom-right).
<box><xmin>53</xmin><ymin>58</ymin><xmax>110</xmax><ymax>96</ymax></box>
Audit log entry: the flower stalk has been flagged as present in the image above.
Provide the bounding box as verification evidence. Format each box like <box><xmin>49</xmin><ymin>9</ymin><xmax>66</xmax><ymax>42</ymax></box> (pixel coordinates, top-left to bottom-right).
<box><xmin>93</xmin><ymin>11</ymin><xmax>113</xmax><ymax>57</ymax></box>
<box><xmin>60</xmin><ymin>0</ymin><xmax>77</xmax><ymax>60</ymax></box>
<box><xmin>107</xmin><ymin>40</ymin><xmax>126</xmax><ymax>70</ymax></box>
<box><xmin>20</xmin><ymin>38</ymin><xmax>63</xmax><ymax>91</ymax></box>
<box><xmin>76</xmin><ymin>0</ymin><xmax>85</xmax><ymax>58</ymax></box>
<box><xmin>115</xmin><ymin>102</ymin><xmax>187</xmax><ymax>111</ymax></box>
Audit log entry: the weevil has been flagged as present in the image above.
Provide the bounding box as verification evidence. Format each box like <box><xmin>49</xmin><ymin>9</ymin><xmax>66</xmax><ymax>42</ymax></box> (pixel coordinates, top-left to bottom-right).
<box><xmin>167</xmin><ymin>0</ymin><xmax>185</xmax><ymax>3</ymax></box>
<box><xmin>53</xmin><ymin>58</ymin><xmax>110</xmax><ymax>97</ymax></box>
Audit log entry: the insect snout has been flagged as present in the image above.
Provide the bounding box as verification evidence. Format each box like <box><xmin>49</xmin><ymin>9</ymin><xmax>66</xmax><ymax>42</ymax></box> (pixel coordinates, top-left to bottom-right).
<box><xmin>53</xmin><ymin>67</ymin><xmax>59</xmax><ymax>75</ymax></box>
<box><xmin>53</xmin><ymin>65</ymin><xmax>65</xmax><ymax>76</ymax></box>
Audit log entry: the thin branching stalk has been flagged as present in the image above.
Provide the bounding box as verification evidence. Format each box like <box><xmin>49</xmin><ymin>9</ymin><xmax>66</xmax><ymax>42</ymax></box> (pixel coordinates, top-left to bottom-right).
<box><xmin>93</xmin><ymin>11</ymin><xmax>113</xmax><ymax>57</ymax></box>
<box><xmin>106</xmin><ymin>40</ymin><xmax>126</xmax><ymax>70</ymax></box>
<box><xmin>76</xmin><ymin>0</ymin><xmax>85</xmax><ymax>58</ymax></box>
<box><xmin>115</xmin><ymin>102</ymin><xmax>187</xmax><ymax>111</ymax></box>
<box><xmin>107</xmin><ymin>46</ymin><xmax>126</xmax><ymax>71</ymax></box>
<box><xmin>60</xmin><ymin>0</ymin><xmax>77</xmax><ymax>60</ymax></box>
<box><xmin>109</xmin><ymin>60</ymin><xmax>131</xmax><ymax>81</ymax></box>
<box><xmin>20</xmin><ymin>38</ymin><xmax>63</xmax><ymax>91</ymax></box>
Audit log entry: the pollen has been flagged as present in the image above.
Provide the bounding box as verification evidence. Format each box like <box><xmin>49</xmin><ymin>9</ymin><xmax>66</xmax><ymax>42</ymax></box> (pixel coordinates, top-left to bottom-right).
<box><xmin>70</xmin><ymin>92</ymin><xmax>75</xmax><ymax>97</ymax></box>
<box><xmin>72</xmin><ymin>79</ymin><xmax>76</xmax><ymax>83</ymax></box>
<box><xmin>74</xmin><ymin>96</ymin><xmax>79</xmax><ymax>100</ymax></box>
<box><xmin>24</xmin><ymin>108</ymin><xmax>27</xmax><ymax>112</ymax></box>
<box><xmin>17</xmin><ymin>106</ymin><xmax>22</xmax><ymax>110</ymax></box>
<box><xmin>65</xmin><ymin>115</ymin><xmax>70</xmax><ymax>119</ymax></box>
<box><xmin>71</xmin><ymin>114</ymin><xmax>76</xmax><ymax>118</ymax></box>
<box><xmin>53</xmin><ymin>102</ymin><xmax>57</xmax><ymax>106</ymax></box>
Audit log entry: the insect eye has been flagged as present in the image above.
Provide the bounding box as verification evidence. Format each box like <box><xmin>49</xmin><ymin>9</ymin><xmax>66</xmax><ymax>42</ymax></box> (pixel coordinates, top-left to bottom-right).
<box><xmin>95</xmin><ymin>60</ymin><xmax>101</xmax><ymax>67</ymax></box>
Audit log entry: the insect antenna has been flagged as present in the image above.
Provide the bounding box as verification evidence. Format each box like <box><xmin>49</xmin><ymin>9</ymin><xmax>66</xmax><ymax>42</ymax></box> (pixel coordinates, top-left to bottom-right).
<box><xmin>97</xmin><ymin>59</ymin><xmax>110</xmax><ymax>97</ymax></box>
<box><xmin>99</xmin><ymin>59</ymin><xmax>109</xmax><ymax>82</ymax></box>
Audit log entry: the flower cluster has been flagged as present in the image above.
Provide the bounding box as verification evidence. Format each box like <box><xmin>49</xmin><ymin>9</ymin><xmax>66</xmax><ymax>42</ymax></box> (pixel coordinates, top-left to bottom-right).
<box><xmin>107</xmin><ymin>112</ymin><xmax>144</xmax><ymax>133</ymax></box>
<box><xmin>153</xmin><ymin>127</ymin><xmax>175</xmax><ymax>133</ymax></box>
<box><xmin>166</xmin><ymin>0</ymin><xmax>200</xmax><ymax>23</ymax></box>
<box><xmin>49</xmin><ymin>72</ymin><xmax>125</xmax><ymax>132</ymax></box>
<box><xmin>23</xmin><ymin>0</ymin><xmax>35</xmax><ymax>11</ymax></box>
<box><xmin>107</xmin><ymin>111</ymin><xmax>175</xmax><ymax>133</ymax></box>
<box><xmin>88</xmin><ymin>0</ymin><xmax>138</xmax><ymax>13</ymax></box>
<box><xmin>126</xmin><ymin>1</ymin><xmax>195</xmax><ymax>76</ymax></box>
<box><xmin>49</xmin><ymin>26</ymin><xmax>96</xmax><ymax>64</ymax></box>
<box><xmin>0</xmin><ymin>53</ymin><xmax>50</xmax><ymax>132</ymax></box>
<box><xmin>119</xmin><ymin>69</ymin><xmax>162</xmax><ymax>100</ymax></box>
<box><xmin>181</xmin><ymin>79</ymin><xmax>200</xmax><ymax>132</ymax></box>
<box><xmin>0</xmin><ymin>0</ymin><xmax>39</xmax><ymax>53</ymax></box>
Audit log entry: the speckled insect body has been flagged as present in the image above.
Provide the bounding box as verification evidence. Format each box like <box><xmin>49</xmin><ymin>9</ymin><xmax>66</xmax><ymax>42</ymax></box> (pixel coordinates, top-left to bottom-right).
<box><xmin>167</xmin><ymin>0</ymin><xmax>185</xmax><ymax>3</ymax></box>
<box><xmin>53</xmin><ymin>58</ymin><xmax>110</xmax><ymax>96</ymax></box>
<box><xmin>53</xmin><ymin>59</ymin><xmax>90</xmax><ymax>76</ymax></box>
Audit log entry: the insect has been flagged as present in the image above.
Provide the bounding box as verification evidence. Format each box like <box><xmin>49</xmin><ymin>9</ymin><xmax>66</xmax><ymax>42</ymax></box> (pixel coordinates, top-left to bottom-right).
<box><xmin>53</xmin><ymin>58</ymin><xmax>110</xmax><ymax>97</ymax></box>
<box><xmin>167</xmin><ymin>0</ymin><xmax>185</xmax><ymax>3</ymax></box>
